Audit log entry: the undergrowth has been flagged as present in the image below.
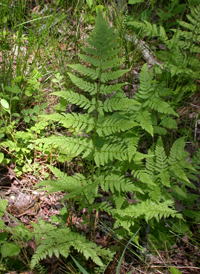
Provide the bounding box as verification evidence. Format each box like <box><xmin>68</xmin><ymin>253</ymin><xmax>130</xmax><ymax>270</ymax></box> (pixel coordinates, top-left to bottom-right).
<box><xmin>0</xmin><ymin>1</ymin><xmax>200</xmax><ymax>273</ymax></box>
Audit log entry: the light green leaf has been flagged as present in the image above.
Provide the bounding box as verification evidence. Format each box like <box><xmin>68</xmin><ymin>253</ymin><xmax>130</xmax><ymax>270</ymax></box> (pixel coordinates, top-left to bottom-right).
<box><xmin>128</xmin><ymin>0</ymin><xmax>144</xmax><ymax>3</ymax></box>
<box><xmin>159</xmin><ymin>170</ymin><xmax>170</xmax><ymax>187</ymax></box>
<box><xmin>0</xmin><ymin>220</ymin><xmax>5</xmax><ymax>229</ymax></box>
<box><xmin>31</xmin><ymin>116</ymin><xmax>38</xmax><ymax>122</ymax></box>
<box><xmin>24</xmin><ymin>117</ymin><xmax>30</xmax><ymax>123</ymax></box>
<box><xmin>86</xmin><ymin>0</ymin><xmax>93</xmax><ymax>8</ymax></box>
<box><xmin>0</xmin><ymin>153</ymin><xmax>4</xmax><ymax>163</ymax></box>
<box><xmin>4</xmin><ymin>85</ymin><xmax>20</xmax><ymax>94</ymax></box>
<box><xmin>172</xmin><ymin>220</ymin><xmax>191</xmax><ymax>234</ymax></box>
<box><xmin>160</xmin><ymin>117</ymin><xmax>177</xmax><ymax>129</ymax></box>
<box><xmin>0</xmin><ymin>199</ymin><xmax>8</xmax><ymax>212</ymax></box>
<box><xmin>170</xmin><ymin>267</ymin><xmax>183</xmax><ymax>274</ymax></box>
<box><xmin>11</xmin><ymin>96</ymin><xmax>20</xmax><ymax>101</ymax></box>
<box><xmin>153</xmin><ymin>126</ymin><xmax>167</xmax><ymax>135</ymax></box>
<box><xmin>1</xmin><ymin>243</ymin><xmax>20</xmax><ymax>257</ymax></box>
<box><xmin>0</xmin><ymin>99</ymin><xmax>9</xmax><ymax>109</ymax></box>
<box><xmin>0</xmin><ymin>232</ymin><xmax>8</xmax><ymax>243</ymax></box>
<box><xmin>12</xmin><ymin>113</ymin><xmax>20</xmax><ymax>117</ymax></box>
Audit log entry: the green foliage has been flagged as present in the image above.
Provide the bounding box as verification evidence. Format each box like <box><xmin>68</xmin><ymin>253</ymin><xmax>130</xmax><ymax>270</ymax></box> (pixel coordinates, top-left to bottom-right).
<box><xmin>31</xmin><ymin>9</ymin><xmax>198</xmax><ymax>270</ymax></box>
<box><xmin>170</xmin><ymin>267</ymin><xmax>183</xmax><ymax>274</ymax></box>
<box><xmin>127</xmin><ymin>6</ymin><xmax>200</xmax><ymax>81</ymax></box>
<box><xmin>1</xmin><ymin>243</ymin><xmax>20</xmax><ymax>258</ymax></box>
<box><xmin>131</xmin><ymin>137</ymin><xmax>197</xmax><ymax>203</ymax></box>
<box><xmin>31</xmin><ymin>218</ymin><xmax>114</xmax><ymax>269</ymax></box>
<box><xmin>173</xmin><ymin>5</ymin><xmax>200</xmax><ymax>54</ymax></box>
<box><xmin>0</xmin><ymin>199</ymin><xmax>32</xmax><ymax>267</ymax></box>
<box><xmin>0</xmin><ymin>114</ymin><xmax>50</xmax><ymax>175</ymax></box>
<box><xmin>126</xmin><ymin>4</ymin><xmax>200</xmax><ymax>106</ymax></box>
<box><xmin>71</xmin><ymin>255</ymin><xmax>90</xmax><ymax>274</ymax></box>
<box><xmin>0</xmin><ymin>1</ymin><xmax>199</xmax><ymax>272</ymax></box>
<box><xmin>0</xmin><ymin>66</ymin><xmax>51</xmax><ymax>175</ymax></box>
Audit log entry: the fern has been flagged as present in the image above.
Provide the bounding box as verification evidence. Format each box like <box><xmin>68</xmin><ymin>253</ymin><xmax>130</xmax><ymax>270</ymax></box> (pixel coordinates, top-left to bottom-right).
<box><xmin>134</xmin><ymin>109</ymin><xmax>154</xmax><ymax>136</ymax></box>
<box><xmin>98</xmin><ymin>173</ymin><xmax>144</xmax><ymax>194</ymax></box>
<box><xmin>173</xmin><ymin>5</ymin><xmax>200</xmax><ymax>54</ymax></box>
<box><xmin>127</xmin><ymin>7</ymin><xmax>200</xmax><ymax>80</ymax></box>
<box><xmin>31</xmin><ymin>9</ymin><xmax>197</xmax><ymax>269</ymax></box>
<box><xmin>37</xmin><ymin>165</ymin><xmax>83</xmax><ymax>193</ymax></box>
<box><xmin>31</xmin><ymin>218</ymin><xmax>113</xmax><ymax>269</ymax></box>
<box><xmin>114</xmin><ymin>200</ymin><xmax>182</xmax><ymax>223</ymax></box>
<box><xmin>131</xmin><ymin>63</ymin><xmax>178</xmax><ymax>136</ymax></box>
<box><xmin>130</xmin><ymin>136</ymin><xmax>197</xmax><ymax>207</ymax></box>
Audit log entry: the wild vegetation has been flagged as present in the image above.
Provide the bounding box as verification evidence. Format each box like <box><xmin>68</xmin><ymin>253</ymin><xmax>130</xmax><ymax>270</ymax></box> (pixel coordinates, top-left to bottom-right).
<box><xmin>0</xmin><ymin>0</ymin><xmax>200</xmax><ymax>273</ymax></box>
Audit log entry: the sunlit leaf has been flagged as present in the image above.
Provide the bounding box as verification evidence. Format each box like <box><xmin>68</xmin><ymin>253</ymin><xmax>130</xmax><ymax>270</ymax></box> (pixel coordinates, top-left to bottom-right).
<box><xmin>1</xmin><ymin>243</ymin><xmax>20</xmax><ymax>257</ymax></box>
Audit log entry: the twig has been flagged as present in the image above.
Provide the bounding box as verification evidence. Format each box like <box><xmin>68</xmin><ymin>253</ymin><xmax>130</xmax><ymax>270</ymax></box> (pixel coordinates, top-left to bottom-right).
<box><xmin>124</xmin><ymin>34</ymin><xmax>164</xmax><ymax>68</ymax></box>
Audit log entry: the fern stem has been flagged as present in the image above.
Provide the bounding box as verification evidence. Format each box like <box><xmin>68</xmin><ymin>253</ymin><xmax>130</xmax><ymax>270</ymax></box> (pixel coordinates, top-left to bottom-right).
<box><xmin>91</xmin><ymin>63</ymin><xmax>102</xmax><ymax>180</ymax></box>
<box><xmin>58</xmin><ymin>257</ymin><xmax>76</xmax><ymax>274</ymax></box>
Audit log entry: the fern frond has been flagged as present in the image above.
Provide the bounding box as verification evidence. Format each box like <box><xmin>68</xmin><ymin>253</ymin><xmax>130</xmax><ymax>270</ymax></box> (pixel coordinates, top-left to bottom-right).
<box><xmin>160</xmin><ymin>117</ymin><xmax>177</xmax><ymax>129</ymax></box>
<box><xmin>127</xmin><ymin>21</ymin><xmax>158</xmax><ymax>37</ymax></box>
<box><xmin>143</xmin><ymin>96</ymin><xmax>178</xmax><ymax>116</ymax></box>
<box><xmin>173</xmin><ymin>4</ymin><xmax>200</xmax><ymax>58</ymax></box>
<box><xmin>62</xmin><ymin>113</ymin><xmax>95</xmax><ymax>133</ymax></box>
<box><xmin>135</xmin><ymin>64</ymin><xmax>154</xmax><ymax>101</ymax></box>
<box><xmin>172</xmin><ymin>29</ymin><xmax>193</xmax><ymax>40</ymax></box>
<box><xmin>115</xmin><ymin>200</ymin><xmax>182</xmax><ymax>222</ymax></box>
<box><xmin>94</xmin><ymin>143</ymin><xmax>126</xmax><ymax>166</ymax></box>
<box><xmin>34</xmin><ymin>135</ymin><xmax>93</xmax><ymax>158</ymax></box>
<box><xmin>99</xmin><ymin>173</ymin><xmax>144</xmax><ymax>194</ymax></box>
<box><xmin>124</xmin><ymin>134</ymin><xmax>140</xmax><ymax>162</ymax></box>
<box><xmin>41</xmin><ymin>112</ymin><xmax>95</xmax><ymax>133</ymax></box>
<box><xmin>102</xmin><ymin>96</ymin><xmax>140</xmax><ymax>112</ymax></box>
<box><xmin>172</xmin><ymin>185</ymin><xmax>187</xmax><ymax>199</ymax></box>
<box><xmin>68</xmin><ymin>73</ymin><xmax>97</xmax><ymax>95</ymax></box>
<box><xmin>134</xmin><ymin>110</ymin><xmax>153</xmax><ymax>136</ymax></box>
<box><xmin>159</xmin><ymin>170</ymin><xmax>170</xmax><ymax>187</ymax></box>
<box><xmin>190</xmin><ymin>45</ymin><xmax>200</xmax><ymax>53</ymax></box>
<box><xmin>153</xmin><ymin>126</ymin><xmax>167</xmax><ymax>135</ymax></box>
<box><xmin>140</xmin><ymin>20</ymin><xmax>159</xmax><ymax>36</ymax></box>
<box><xmin>132</xmin><ymin>170</ymin><xmax>156</xmax><ymax>187</ymax></box>
<box><xmin>78</xmin><ymin>53</ymin><xmax>101</xmax><ymax>67</ymax></box>
<box><xmin>133</xmin><ymin>151</ymin><xmax>153</xmax><ymax>162</ymax></box>
<box><xmin>100</xmin><ymin>69</ymin><xmax>130</xmax><ymax>83</ymax></box>
<box><xmin>37</xmin><ymin>165</ymin><xmax>83</xmax><ymax>193</ymax></box>
<box><xmin>148</xmin><ymin>185</ymin><xmax>161</xmax><ymax>202</ymax></box>
<box><xmin>52</xmin><ymin>90</ymin><xmax>93</xmax><ymax>111</ymax></box>
<box><xmin>68</xmin><ymin>64</ymin><xmax>99</xmax><ymax>80</ymax></box>
<box><xmin>101</xmin><ymin>58</ymin><xmax>122</xmax><ymax>70</ymax></box>
<box><xmin>179</xmin><ymin>21</ymin><xmax>195</xmax><ymax>32</ymax></box>
<box><xmin>155</xmin><ymin>137</ymin><xmax>168</xmax><ymax>172</ymax></box>
<box><xmin>100</xmin><ymin>83</ymin><xmax>125</xmax><ymax>95</ymax></box>
<box><xmin>92</xmin><ymin>201</ymin><xmax>113</xmax><ymax>212</ymax></box>
<box><xmin>154</xmin><ymin>138</ymin><xmax>170</xmax><ymax>187</ymax></box>
<box><xmin>159</xmin><ymin>25</ymin><xmax>168</xmax><ymax>43</ymax></box>
<box><xmin>168</xmin><ymin>137</ymin><xmax>187</xmax><ymax>164</ymax></box>
<box><xmin>96</xmin><ymin>117</ymin><xmax>138</xmax><ymax>136</ymax></box>
<box><xmin>146</xmin><ymin>149</ymin><xmax>155</xmax><ymax>177</ymax></box>
<box><xmin>170</xmin><ymin>163</ymin><xmax>191</xmax><ymax>184</ymax></box>
<box><xmin>31</xmin><ymin>223</ymin><xmax>107</xmax><ymax>269</ymax></box>
<box><xmin>112</xmin><ymin>194</ymin><xmax>126</xmax><ymax>210</ymax></box>
<box><xmin>127</xmin><ymin>20</ymin><xmax>168</xmax><ymax>43</ymax></box>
